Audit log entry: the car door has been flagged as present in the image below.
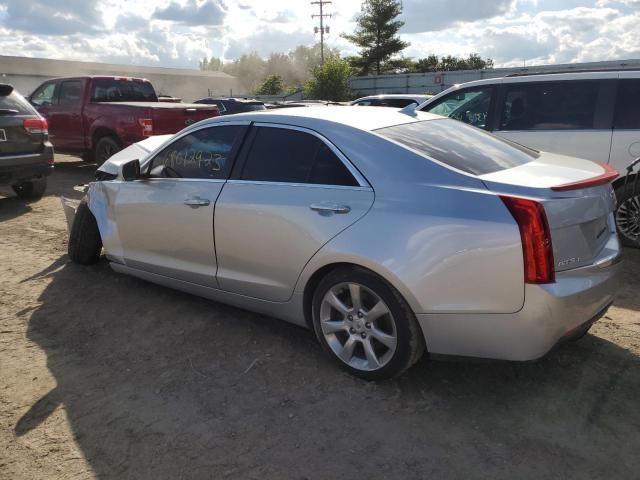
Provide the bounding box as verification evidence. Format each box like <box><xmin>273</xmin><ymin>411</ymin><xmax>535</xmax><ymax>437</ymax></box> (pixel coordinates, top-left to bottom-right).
<box><xmin>49</xmin><ymin>79</ymin><xmax>86</xmax><ymax>151</ymax></box>
<box><xmin>492</xmin><ymin>80</ymin><xmax>615</xmax><ymax>163</ymax></box>
<box><xmin>420</xmin><ymin>85</ymin><xmax>496</xmax><ymax>130</ymax></box>
<box><xmin>214</xmin><ymin>124</ymin><xmax>375</xmax><ymax>302</ymax></box>
<box><xmin>112</xmin><ymin>123</ymin><xmax>248</xmax><ymax>288</ymax></box>
<box><xmin>609</xmin><ymin>76</ymin><xmax>640</xmax><ymax>173</ymax></box>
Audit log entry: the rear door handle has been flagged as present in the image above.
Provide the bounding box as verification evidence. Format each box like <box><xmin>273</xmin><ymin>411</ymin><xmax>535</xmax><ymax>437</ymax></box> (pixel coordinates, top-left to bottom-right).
<box><xmin>184</xmin><ymin>196</ymin><xmax>210</xmax><ymax>207</ymax></box>
<box><xmin>310</xmin><ymin>203</ymin><xmax>351</xmax><ymax>215</ymax></box>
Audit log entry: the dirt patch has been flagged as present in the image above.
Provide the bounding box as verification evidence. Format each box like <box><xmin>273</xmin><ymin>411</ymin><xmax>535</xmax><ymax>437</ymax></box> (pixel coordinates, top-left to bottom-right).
<box><xmin>1</xmin><ymin>156</ymin><xmax>639</xmax><ymax>479</ymax></box>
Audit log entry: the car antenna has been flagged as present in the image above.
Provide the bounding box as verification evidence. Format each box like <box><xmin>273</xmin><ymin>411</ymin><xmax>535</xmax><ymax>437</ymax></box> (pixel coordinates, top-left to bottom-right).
<box><xmin>399</xmin><ymin>103</ymin><xmax>418</xmax><ymax>117</ymax></box>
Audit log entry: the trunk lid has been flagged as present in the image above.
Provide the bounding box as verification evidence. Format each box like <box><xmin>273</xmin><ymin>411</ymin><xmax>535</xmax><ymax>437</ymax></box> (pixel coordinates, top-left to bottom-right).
<box><xmin>481</xmin><ymin>152</ymin><xmax>618</xmax><ymax>272</ymax></box>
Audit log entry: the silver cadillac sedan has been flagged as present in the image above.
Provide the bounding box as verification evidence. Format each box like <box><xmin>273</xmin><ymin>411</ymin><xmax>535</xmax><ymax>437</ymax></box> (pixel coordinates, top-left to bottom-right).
<box><xmin>69</xmin><ymin>107</ymin><xmax>622</xmax><ymax>380</ymax></box>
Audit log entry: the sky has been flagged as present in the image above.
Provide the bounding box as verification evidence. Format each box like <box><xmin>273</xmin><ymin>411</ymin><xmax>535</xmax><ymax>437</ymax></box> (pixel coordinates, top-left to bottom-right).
<box><xmin>0</xmin><ymin>0</ymin><xmax>639</xmax><ymax>69</ymax></box>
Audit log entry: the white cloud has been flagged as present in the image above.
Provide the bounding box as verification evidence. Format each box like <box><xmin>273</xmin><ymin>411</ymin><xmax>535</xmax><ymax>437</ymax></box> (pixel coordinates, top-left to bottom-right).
<box><xmin>0</xmin><ymin>0</ymin><xmax>638</xmax><ymax>69</ymax></box>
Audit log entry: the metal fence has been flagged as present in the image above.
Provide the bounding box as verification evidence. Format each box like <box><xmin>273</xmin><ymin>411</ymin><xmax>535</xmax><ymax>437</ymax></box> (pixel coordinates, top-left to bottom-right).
<box><xmin>349</xmin><ymin>59</ymin><xmax>640</xmax><ymax>96</ymax></box>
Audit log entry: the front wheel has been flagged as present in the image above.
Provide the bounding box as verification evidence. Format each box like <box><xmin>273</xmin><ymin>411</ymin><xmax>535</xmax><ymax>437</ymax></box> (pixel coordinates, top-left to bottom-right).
<box><xmin>312</xmin><ymin>267</ymin><xmax>426</xmax><ymax>380</ymax></box>
<box><xmin>68</xmin><ymin>198</ymin><xmax>102</xmax><ymax>265</ymax></box>
<box><xmin>615</xmin><ymin>184</ymin><xmax>640</xmax><ymax>248</ymax></box>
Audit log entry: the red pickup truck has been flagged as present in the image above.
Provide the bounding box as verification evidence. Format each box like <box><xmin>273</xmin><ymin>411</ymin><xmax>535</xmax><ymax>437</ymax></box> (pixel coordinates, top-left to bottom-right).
<box><xmin>27</xmin><ymin>76</ymin><xmax>219</xmax><ymax>164</ymax></box>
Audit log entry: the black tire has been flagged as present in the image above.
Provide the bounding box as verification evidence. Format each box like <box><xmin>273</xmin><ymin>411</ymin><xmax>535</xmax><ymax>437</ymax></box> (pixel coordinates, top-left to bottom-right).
<box><xmin>81</xmin><ymin>150</ymin><xmax>95</xmax><ymax>163</ymax></box>
<box><xmin>94</xmin><ymin>136</ymin><xmax>121</xmax><ymax>166</ymax></box>
<box><xmin>12</xmin><ymin>177</ymin><xmax>47</xmax><ymax>199</ymax></box>
<box><xmin>614</xmin><ymin>184</ymin><xmax>640</xmax><ymax>248</ymax></box>
<box><xmin>68</xmin><ymin>198</ymin><xmax>102</xmax><ymax>265</ymax></box>
<box><xmin>312</xmin><ymin>266</ymin><xmax>426</xmax><ymax>381</ymax></box>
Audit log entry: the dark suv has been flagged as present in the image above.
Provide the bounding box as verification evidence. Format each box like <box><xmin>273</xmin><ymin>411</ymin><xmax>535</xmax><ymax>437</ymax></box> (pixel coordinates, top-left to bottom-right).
<box><xmin>193</xmin><ymin>97</ymin><xmax>266</xmax><ymax>115</ymax></box>
<box><xmin>0</xmin><ymin>84</ymin><xmax>54</xmax><ymax>199</ymax></box>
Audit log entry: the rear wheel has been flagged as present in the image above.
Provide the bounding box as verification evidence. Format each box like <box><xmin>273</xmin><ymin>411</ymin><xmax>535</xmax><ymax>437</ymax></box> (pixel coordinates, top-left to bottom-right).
<box><xmin>615</xmin><ymin>185</ymin><xmax>640</xmax><ymax>248</ymax></box>
<box><xmin>11</xmin><ymin>177</ymin><xmax>47</xmax><ymax>199</ymax></box>
<box><xmin>94</xmin><ymin>136</ymin><xmax>121</xmax><ymax>166</ymax></box>
<box><xmin>68</xmin><ymin>198</ymin><xmax>102</xmax><ymax>265</ymax></box>
<box><xmin>312</xmin><ymin>267</ymin><xmax>425</xmax><ymax>380</ymax></box>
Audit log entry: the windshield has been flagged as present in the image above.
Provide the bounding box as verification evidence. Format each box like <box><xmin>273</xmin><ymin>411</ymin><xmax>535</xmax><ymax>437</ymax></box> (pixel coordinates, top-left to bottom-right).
<box><xmin>91</xmin><ymin>79</ymin><xmax>157</xmax><ymax>102</ymax></box>
<box><xmin>375</xmin><ymin>119</ymin><xmax>539</xmax><ymax>175</ymax></box>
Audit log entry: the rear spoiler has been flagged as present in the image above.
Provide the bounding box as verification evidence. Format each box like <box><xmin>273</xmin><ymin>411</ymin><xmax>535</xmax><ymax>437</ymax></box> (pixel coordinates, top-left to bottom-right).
<box><xmin>551</xmin><ymin>164</ymin><xmax>619</xmax><ymax>191</ymax></box>
<box><xmin>0</xmin><ymin>84</ymin><xmax>14</xmax><ymax>96</ymax></box>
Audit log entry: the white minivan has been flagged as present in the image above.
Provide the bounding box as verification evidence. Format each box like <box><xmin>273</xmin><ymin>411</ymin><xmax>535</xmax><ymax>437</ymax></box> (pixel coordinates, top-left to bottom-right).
<box><xmin>417</xmin><ymin>71</ymin><xmax>640</xmax><ymax>247</ymax></box>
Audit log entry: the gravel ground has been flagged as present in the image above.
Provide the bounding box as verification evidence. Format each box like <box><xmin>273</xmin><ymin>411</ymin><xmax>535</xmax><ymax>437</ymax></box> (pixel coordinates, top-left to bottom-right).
<box><xmin>1</xmin><ymin>156</ymin><xmax>639</xmax><ymax>480</ymax></box>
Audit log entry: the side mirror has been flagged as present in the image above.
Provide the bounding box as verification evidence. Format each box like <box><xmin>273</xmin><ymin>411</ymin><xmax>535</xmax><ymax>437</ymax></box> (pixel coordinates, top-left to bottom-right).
<box><xmin>120</xmin><ymin>159</ymin><xmax>141</xmax><ymax>181</ymax></box>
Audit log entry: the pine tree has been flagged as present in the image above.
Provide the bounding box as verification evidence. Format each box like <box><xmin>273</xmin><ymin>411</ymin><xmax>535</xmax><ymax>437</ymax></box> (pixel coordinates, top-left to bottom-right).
<box><xmin>342</xmin><ymin>0</ymin><xmax>409</xmax><ymax>75</ymax></box>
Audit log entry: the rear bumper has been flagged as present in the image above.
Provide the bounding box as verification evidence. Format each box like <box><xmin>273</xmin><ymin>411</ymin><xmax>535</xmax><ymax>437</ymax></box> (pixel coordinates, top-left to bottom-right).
<box><xmin>416</xmin><ymin>236</ymin><xmax>622</xmax><ymax>361</ymax></box>
<box><xmin>0</xmin><ymin>149</ymin><xmax>53</xmax><ymax>185</ymax></box>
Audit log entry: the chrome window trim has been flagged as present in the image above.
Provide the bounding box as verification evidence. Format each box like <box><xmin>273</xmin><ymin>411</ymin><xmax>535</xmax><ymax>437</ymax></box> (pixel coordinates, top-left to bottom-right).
<box><xmin>245</xmin><ymin>122</ymin><xmax>371</xmax><ymax>188</ymax></box>
<box><xmin>494</xmin><ymin>128</ymin><xmax>614</xmax><ymax>133</ymax></box>
<box><xmin>142</xmin><ymin>120</ymin><xmax>252</xmax><ymax>174</ymax></box>
<box><xmin>226</xmin><ymin>179</ymin><xmax>373</xmax><ymax>191</ymax></box>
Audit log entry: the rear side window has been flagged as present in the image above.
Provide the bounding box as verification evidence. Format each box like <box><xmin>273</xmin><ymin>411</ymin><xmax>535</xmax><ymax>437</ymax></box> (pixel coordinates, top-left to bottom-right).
<box><xmin>500</xmin><ymin>81</ymin><xmax>599</xmax><ymax>131</ymax></box>
<box><xmin>58</xmin><ymin>80</ymin><xmax>83</xmax><ymax>105</ymax></box>
<box><xmin>91</xmin><ymin>79</ymin><xmax>157</xmax><ymax>102</ymax></box>
<box><xmin>614</xmin><ymin>79</ymin><xmax>640</xmax><ymax>129</ymax></box>
<box><xmin>149</xmin><ymin>125</ymin><xmax>241</xmax><ymax>179</ymax></box>
<box><xmin>376</xmin><ymin>119</ymin><xmax>538</xmax><ymax>176</ymax></box>
<box><xmin>241</xmin><ymin>127</ymin><xmax>358</xmax><ymax>186</ymax></box>
<box><xmin>0</xmin><ymin>91</ymin><xmax>38</xmax><ymax>115</ymax></box>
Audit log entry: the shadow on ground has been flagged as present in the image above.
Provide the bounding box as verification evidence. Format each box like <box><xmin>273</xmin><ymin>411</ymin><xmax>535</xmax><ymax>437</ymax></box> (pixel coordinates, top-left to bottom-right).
<box><xmin>17</xmin><ymin>257</ymin><xmax>640</xmax><ymax>479</ymax></box>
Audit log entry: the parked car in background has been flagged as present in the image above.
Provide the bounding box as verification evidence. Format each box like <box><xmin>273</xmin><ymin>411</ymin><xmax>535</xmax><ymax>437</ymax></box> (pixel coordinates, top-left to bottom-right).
<box><xmin>417</xmin><ymin>71</ymin><xmax>640</xmax><ymax>247</ymax></box>
<box><xmin>27</xmin><ymin>76</ymin><xmax>219</xmax><ymax>165</ymax></box>
<box><xmin>69</xmin><ymin>107</ymin><xmax>620</xmax><ymax>380</ymax></box>
<box><xmin>0</xmin><ymin>84</ymin><xmax>53</xmax><ymax>199</ymax></box>
<box><xmin>351</xmin><ymin>94</ymin><xmax>433</xmax><ymax>108</ymax></box>
<box><xmin>193</xmin><ymin>97</ymin><xmax>266</xmax><ymax>114</ymax></box>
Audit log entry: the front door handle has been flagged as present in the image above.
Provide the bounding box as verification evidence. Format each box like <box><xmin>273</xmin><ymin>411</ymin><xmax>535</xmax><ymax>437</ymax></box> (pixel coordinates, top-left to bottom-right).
<box><xmin>184</xmin><ymin>196</ymin><xmax>210</xmax><ymax>207</ymax></box>
<box><xmin>310</xmin><ymin>203</ymin><xmax>351</xmax><ymax>215</ymax></box>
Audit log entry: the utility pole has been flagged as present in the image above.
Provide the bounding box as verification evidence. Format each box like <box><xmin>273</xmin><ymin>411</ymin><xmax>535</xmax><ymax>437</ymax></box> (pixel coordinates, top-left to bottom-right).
<box><xmin>311</xmin><ymin>1</ymin><xmax>332</xmax><ymax>65</ymax></box>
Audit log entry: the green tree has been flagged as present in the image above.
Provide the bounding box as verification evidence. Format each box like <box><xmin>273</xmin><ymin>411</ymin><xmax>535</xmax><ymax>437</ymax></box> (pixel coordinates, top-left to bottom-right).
<box><xmin>199</xmin><ymin>56</ymin><xmax>223</xmax><ymax>71</ymax></box>
<box><xmin>304</xmin><ymin>57</ymin><xmax>355</xmax><ymax>101</ymax></box>
<box><xmin>342</xmin><ymin>0</ymin><xmax>409</xmax><ymax>75</ymax></box>
<box><xmin>410</xmin><ymin>54</ymin><xmax>494</xmax><ymax>73</ymax></box>
<box><xmin>255</xmin><ymin>75</ymin><xmax>285</xmax><ymax>95</ymax></box>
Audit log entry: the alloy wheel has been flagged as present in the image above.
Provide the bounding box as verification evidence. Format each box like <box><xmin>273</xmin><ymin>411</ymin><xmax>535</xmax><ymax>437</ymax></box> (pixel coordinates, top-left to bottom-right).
<box><xmin>616</xmin><ymin>194</ymin><xmax>640</xmax><ymax>242</ymax></box>
<box><xmin>319</xmin><ymin>282</ymin><xmax>397</xmax><ymax>371</ymax></box>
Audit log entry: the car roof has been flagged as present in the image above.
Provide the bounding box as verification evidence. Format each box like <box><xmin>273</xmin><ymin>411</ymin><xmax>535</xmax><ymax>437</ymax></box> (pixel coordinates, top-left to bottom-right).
<box><xmin>196</xmin><ymin>105</ymin><xmax>441</xmax><ymax>132</ymax></box>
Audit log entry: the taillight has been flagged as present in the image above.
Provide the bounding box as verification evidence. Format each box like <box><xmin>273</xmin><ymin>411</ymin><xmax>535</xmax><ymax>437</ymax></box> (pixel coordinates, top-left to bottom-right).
<box><xmin>500</xmin><ymin>196</ymin><xmax>555</xmax><ymax>284</ymax></box>
<box><xmin>47</xmin><ymin>150</ymin><xmax>54</xmax><ymax>165</ymax></box>
<box><xmin>23</xmin><ymin>118</ymin><xmax>48</xmax><ymax>135</ymax></box>
<box><xmin>138</xmin><ymin>118</ymin><xmax>153</xmax><ymax>136</ymax></box>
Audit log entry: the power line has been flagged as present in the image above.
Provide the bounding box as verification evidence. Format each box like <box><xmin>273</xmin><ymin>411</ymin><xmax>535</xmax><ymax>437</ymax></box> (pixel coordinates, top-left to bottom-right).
<box><xmin>311</xmin><ymin>1</ymin><xmax>332</xmax><ymax>65</ymax></box>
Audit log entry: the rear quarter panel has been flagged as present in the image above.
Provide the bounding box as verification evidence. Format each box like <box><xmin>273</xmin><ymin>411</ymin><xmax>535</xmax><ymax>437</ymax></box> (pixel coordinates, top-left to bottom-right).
<box><xmin>296</xmin><ymin>127</ymin><xmax>525</xmax><ymax>314</ymax></box>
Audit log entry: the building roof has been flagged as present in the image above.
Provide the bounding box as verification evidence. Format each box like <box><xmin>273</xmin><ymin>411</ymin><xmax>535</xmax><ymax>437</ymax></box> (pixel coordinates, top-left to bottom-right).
<box><xmin>0</xmin><ymin>55</ymin><xmax>235</xmax><ymax>79</ymax></box>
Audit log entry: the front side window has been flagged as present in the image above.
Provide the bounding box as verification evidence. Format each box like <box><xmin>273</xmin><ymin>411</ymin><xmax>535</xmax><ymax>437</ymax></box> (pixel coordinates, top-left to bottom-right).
<box><xmin>149</xmin><ymin>126</ymin><xmax>241</xmax><ymax>179</ymax></box>
<box><xmin>30</xmin><ymin>83</ymin><xmax>57</xmax><ymax>107</ymax></box>
<box><xmin>614</xmin><ymin>79</ymin><xmax>640</xmax><ymax>130</ymax></box>
<box><xmin>423</xmin><ymin>87</ymin><xmax>493</xmax><ymax>129</ymax></box>
<box><xmin>500</xmin><ymin>81</ymin><xmax>599</xmax><ymax>131</ymax></box>
<box><xmin>58</xmin><ymin>80</ymin><xmax>83</xmax><ymax>105</ymax></box>
<box><xmin>241</xmin><ymin>127</ymin><xmax>358</xmax><ymax>186</ymax></box>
